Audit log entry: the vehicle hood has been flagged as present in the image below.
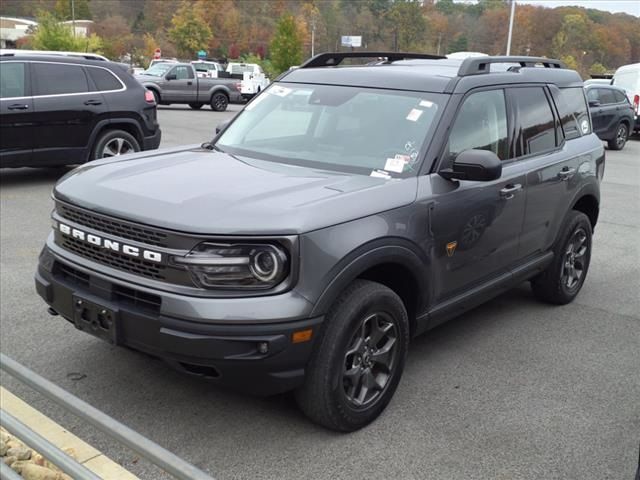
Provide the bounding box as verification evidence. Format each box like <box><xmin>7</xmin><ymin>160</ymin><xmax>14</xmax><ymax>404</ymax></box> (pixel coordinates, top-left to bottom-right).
<box><xmin>54</xmin><ymin>146</ymin><xmax>418</xmax><ymax>235</ymax></box>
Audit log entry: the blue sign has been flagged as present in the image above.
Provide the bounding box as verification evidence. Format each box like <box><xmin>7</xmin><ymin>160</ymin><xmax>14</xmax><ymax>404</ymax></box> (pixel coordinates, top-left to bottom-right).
<box><xmin>197</xmin><ymin>50</ymin><xmax>207</xmax><ymax>58</ymax></box>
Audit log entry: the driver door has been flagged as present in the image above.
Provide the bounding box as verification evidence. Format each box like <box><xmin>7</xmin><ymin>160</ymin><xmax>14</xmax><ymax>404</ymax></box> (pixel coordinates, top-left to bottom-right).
<box><xmin>163</xmin><ymin>65</ymin><xmax>195</xmax><ymax>102</ymax></box>
<box><xmin>427</xmin><ymin>88</ymin><xmax>527</xmax><ymax>302</ymax></box>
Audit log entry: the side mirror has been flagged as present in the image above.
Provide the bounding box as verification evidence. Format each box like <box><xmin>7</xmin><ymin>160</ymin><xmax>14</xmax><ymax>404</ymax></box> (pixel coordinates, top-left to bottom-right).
<box><xmin>165</xmin><ymin>73</ymin><xmax>177</xmax><ymax>81</ymax></box>
<box><xmin>215</xmin><ymin>119</ymin><xmax>231</xmax><ymax>135</ymax></box>
<box><xmin>440</xmin><ymin>149</ymin><xmax>502</xmax><ymax>182</ymax></box>
<box><xmin>588</xmin><ymin>99</ymin><xmax>600</xmax><ymax>108</ymax></box>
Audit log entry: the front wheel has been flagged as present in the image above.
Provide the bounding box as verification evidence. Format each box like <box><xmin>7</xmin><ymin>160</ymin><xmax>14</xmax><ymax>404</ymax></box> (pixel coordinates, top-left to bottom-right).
<box><xmin>295</xmin><ymin>280</ymin><xmax>409</xmax><ymax>432</ymax></box>
<box><xmin>531</xmin><ymin>210</ymin><xmax>592</xmax><ymax>304</ymax></box>
<box><xmin>210</xmin><ymin>92</ymin><xmax>229</xmax><ymax>112</ymax></box>
<box><xmin>608</xmin><ymin>122</ymin><xmax>628</xmax><ymax>150</ymax></box>
<box><xmin>92</xmin><ymin>130</ymin><xmax>140</xmax><ymax>160</ymax></box>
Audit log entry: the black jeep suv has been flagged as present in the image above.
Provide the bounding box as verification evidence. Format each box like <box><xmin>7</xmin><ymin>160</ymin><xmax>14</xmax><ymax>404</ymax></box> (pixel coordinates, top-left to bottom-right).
<box><xmin>36</xmin><ymin>53</ymin><xmax>604</xmax><ymax>431</ymax></box>
<box><xmin>0</xmin><ymin>53</ymin><xmax>161</xmax><ymax>168</ymax></box>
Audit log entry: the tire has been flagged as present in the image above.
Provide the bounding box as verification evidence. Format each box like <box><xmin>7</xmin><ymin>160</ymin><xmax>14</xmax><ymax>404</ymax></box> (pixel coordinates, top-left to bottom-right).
<box><xmin>151</xmin><ymin>89</ymin><xmax>160</xmax><ymax>105</ymax></box>
<box><xmin>189</xmin><ymin>103</ymin><xmax>203</xmax><ymax>110</ymax></box>
<box><xmin>210</xmin><ymin>92</ymin><xmax>229</xmax><ymax>112</ymax></box>
<box><xmin>607</xmin><ymin>122</ymin><xmax>628</xmax><ymax>150</ymax></box>
<box><xmin>295</xmin><ymin>280</ymin><xmax>409</xmax><ymax>432</ymax></box>
<box><xmin>92</xmin><ymin>130</ymin><xmax>140</xmax><ymax>160</ymax></box>
<box><xmin>531</xmin><ymin>210</ymin><xmax>592</xmax><ymax>305</ymax></box>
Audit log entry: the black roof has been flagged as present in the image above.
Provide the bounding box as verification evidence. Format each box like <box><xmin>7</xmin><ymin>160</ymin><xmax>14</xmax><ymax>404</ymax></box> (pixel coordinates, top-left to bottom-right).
<box><xmin>281</xmin><ymin>53</ymin><xmax>583</xmax><ymax>93</ymax></box>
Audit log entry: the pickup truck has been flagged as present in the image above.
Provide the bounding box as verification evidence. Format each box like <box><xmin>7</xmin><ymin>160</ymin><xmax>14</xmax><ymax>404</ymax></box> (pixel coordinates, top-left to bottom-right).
<box><xmin>135</xmin><ymin>62</ymin><xmax>242</xmax><ymax>111</ymax></box>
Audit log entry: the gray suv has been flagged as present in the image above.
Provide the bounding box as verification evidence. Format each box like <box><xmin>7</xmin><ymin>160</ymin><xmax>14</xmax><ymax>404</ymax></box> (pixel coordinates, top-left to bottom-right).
<box><xmin>36</xmin><ymin>53</ymin><xmax>604</xmax><ymax>431</ymax></box>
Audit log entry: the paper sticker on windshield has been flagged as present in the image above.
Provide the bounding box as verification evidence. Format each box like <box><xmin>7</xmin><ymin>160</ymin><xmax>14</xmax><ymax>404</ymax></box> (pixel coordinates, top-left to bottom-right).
<box><xmin>370</xmin><ymin>169</ymin><xmax>392</xmax><ymax>179</ymax></box>
<box><xmin>384</xmin><ymin>157</ymin><xmax>406</xmax><ymax>173</ymax></box>
<box><xmin>419</xmin><ymin>100</ymin><xmax>434</xmax><ymax>108</ymax></box>
<box><xmin>580</xmin><ymin>119</ymin><xmax>589</xmax><ymax>134</ymax></box>
<box><xmin>244</xmin><ymin>92</ymin><xmax>268</xmax><ymax>111</ymax></box>
<box><xmin>268</xmin><ymin>86</ymin><xmax>292</xmax><ymax>97</ymax></box>
<box><xmin>406</xmin><ymin>108</ymin><xmax>423</xmax><ymax>122</ymax></box>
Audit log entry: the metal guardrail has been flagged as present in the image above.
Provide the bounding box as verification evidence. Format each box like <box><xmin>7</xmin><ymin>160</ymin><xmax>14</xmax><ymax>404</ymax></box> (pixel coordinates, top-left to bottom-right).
<box><xmin>0</xmin><ymin>353</ymin><xmax>215</xmax><ymax>480</ymax></box>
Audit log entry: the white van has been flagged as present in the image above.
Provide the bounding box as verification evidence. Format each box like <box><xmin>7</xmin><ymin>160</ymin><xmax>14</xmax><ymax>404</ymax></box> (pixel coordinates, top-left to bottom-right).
<box><xmin>612</xmin><ymin>63</ymin><xmax>640</xmax><ymax>131</ymax></box>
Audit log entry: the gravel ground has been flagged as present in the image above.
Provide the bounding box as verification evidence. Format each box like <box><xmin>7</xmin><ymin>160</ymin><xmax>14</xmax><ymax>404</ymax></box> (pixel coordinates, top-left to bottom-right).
<box><xmin>1</xmin><ymin>107</ymin><xmax>638</xmax><ymax>480</ymax></box>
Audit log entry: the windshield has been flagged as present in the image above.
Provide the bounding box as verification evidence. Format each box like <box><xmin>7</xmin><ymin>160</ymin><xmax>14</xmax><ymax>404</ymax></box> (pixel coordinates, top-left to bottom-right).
<box><xmin>144</xmin><ymin>63</ymin><xmax>173</xmax><ymax>76</ymax></box>
<box><xmin>217</xmin><ymin>83</ymin><xmax>443</xmax><ymax>176</ymax></box>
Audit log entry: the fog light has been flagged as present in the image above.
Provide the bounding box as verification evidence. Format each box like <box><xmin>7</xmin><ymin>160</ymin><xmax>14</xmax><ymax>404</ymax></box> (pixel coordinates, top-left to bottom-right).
<box><xmin>257</xmin><ymin>342</ymin><xmax>269</xmax><ymax>354</ymax></box>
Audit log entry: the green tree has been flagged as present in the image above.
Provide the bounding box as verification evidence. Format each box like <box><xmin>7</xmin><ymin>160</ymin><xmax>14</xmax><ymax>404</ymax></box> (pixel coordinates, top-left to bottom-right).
<box><xmin>168</xmin><ymin>1</ymin><xmax>212</xmax><ymax>58</ymax></box>
<box><xmin>54</xmin><ymin>0</ymin><xmax>92</xmax><ymax>20</ymax></box>
<box><xmin>589</xmin><ymin>62</ymin><xmax>607</xmax><ymax>75</ymax></box>
<box><xmin>32</xmin><ymin>11</ymin><xmax>102</xmax><ymax>52</ymax></box>
<box><xmin>270</xmin><ymin>13</ymin><xmax>303</xmax><ymax>74</ymax></box>
<box><xmin>387</xmin><ymin>0</ymin><xmax>426</xmax><ymax>52</ymax></box>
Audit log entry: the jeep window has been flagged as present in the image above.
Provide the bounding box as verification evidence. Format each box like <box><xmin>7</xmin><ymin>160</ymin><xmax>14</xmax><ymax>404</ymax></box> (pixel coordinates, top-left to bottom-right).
<box><xmin>0</xmin><ymin>62</ymin><xmax>25</xmax><ymax>98</ymax></box>
<box><xmin>32</xmin><ymin>63</ymin><xmax>89</xmax><ymax>96</ymax></box>
<box><xmin>86</xmin><ymin>67</ymin><xmax>122</xmax><ymax>92</ymax></box>
<box><xmin>447</xmin><ymin>89</ymin><xmax>509</xmax><ymax>162</ymax></box>
<box><xmin>512</xmin><ymin>87</ymin><xmax>557</xmax><ymax>157</ymax></box>
<box><xmin>217</xmin><ymin>83</ymin><xmax>443</xmax><ymax>176</ymax></box>
<box><xmin>595</xmin><ymin>88</ymin><xmax>616</xmax><ymax>105</ymax></box>
<box><xmin>557</xmin><ymin>87</ymin><xmax>590</xmax><ymax>140</ymax></box>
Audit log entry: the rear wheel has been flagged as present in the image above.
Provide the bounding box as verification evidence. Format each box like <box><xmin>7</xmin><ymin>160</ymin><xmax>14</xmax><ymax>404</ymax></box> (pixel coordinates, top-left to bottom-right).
<box><xmin>92</xmin><ymin>130</ymin><xmax>140</xmax><ymax>160</ymax></box>
<box><xmin>189</xmin><ymin>103</ymin><xmax>203</xmax><ymax>110</ymax></box>
<box><xmin>531</xmin><ymin>210</ymin><xmax>592</xmax><ymax>305</ymax></box>
<box><xmin>295</xmin><ymin>280</ymin><xmax>409</xmax><ymax>432</ymax></box>
<box><xmin>608</xmin><ymin>122</ymin><xmax>628</xmax><ymax>150</ymax></box>
<box><xmin>210</xmin><ymin>92</ymin><xmax>229</xmax><ymax>112</ymax></box>
<box><xmin>151</xmin><ymin>90</ymin><xmax>160</xmax><ymax>105</ymax></box>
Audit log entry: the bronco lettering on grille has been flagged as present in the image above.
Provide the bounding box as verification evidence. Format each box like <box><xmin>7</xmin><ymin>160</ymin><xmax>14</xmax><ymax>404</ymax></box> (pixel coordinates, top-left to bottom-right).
<box><xmin>57</xmin><ymin>222</ymin><xmax>163</xmax><ymax>263</ymax></box>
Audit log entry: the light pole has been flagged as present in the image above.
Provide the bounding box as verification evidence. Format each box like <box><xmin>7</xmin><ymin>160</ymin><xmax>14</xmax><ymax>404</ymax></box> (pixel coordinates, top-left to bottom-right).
<box><xmin>506</xmin><ymin>0</ymin><xmax>515</xmax><ymax>55</ymax></box>
<box><xmin>71</xmin><ymin>0</ymin><xmax>76</xmax><ymax>38</ymax></box>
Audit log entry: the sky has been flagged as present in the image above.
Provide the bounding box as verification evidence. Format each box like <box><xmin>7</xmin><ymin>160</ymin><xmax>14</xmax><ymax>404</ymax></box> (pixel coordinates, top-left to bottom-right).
<box><xmin>518</xmin><ymin>0</ymin><xmax>640</xmax><ymax>16</ymax></box>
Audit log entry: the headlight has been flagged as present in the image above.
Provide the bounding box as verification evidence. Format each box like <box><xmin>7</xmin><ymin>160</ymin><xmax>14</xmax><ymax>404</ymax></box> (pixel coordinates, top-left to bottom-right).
<box><xmin>172</xmin><ymin>243</ymin><xmax>289</xmax><ymax>290</ymax></box>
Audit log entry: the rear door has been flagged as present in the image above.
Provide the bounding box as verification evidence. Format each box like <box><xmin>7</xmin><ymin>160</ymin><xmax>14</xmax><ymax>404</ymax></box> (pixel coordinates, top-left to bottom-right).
<box><xmin>593</xmin><ymin>88</ymin><xmax>618</xmax><ymax>136</ymax></box>
<box><xmin>0</xmin><ymin>61</ymin><xmax>34</xmax><ymax>167</ymax></box>
<box><xmin>518</xmin><ymin>86</ymin><xmax>587</xmax><ymax>257</ymax></box>
<box><xmin>31</xmin><ymin>61</ymin><xmax>107</xmax><ymax>165</ymax></box>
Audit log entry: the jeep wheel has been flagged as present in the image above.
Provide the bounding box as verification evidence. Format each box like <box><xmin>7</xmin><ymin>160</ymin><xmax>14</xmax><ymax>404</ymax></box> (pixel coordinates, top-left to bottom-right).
<box><xmin>210</xmin><ymin>92</ymin><xmax>229</xmax><ymax>112</ymax></box>
<box><xmin>295</xmin><ymin>280</ymin><xmax>409</xmax><ymax>432</ymax></box>
<box><xmin>92</xmin><ymin>130</ymin><xmax>140</xmax><ymax>160</ymax></box>
<box><xmin>531</xmin><ymin>210</ymin><xmax>592</xmax><ymax>305</ymax></box>
<box><xmin>189</xmin><ymin>103</ymin><xmax>203</xmax><ymax>110</ymax></box>
<box><xmin>608</xmin><ymin>122</ymin><xmax>628</xmax><ymax>151</ymax></box>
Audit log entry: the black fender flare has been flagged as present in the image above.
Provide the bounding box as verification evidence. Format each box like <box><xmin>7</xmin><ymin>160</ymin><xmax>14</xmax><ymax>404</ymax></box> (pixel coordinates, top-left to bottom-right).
<box><xmin>309</xmin><ymin>238</ymin><xmax>430</xmax><ymax>319</ymax></box>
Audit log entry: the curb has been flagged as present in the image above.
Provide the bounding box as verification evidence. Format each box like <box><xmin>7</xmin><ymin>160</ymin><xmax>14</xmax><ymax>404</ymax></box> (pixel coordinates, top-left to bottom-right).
<box><xmin>0</xmin><ymin>386</ymin><xmax>139</xmax><ymax>479</ymax></box>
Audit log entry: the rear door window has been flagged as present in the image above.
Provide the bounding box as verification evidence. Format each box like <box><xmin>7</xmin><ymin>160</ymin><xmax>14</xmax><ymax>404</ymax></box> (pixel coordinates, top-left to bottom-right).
<box><xmin>0</xmin><ymin>62</ymin><xmax>26</xmax><ymax>98</ymax></box>
<box><xmin>613</xmin><ymin>90</ymin><xmax>628</xmax><ymax>103</ymax></box>
<box><xmin>86</xmin><ymin>67</ymin><xmax>122</xmax><ymax>92</ymax></box>
<box><xmin>32</xmin><ymin>63</ymin><xmax>89</xmax><ymax>96</ymax></box>
<box><xmin>170</xmin><ymin>66</ymin><xmax>194</xmax><ymax>80</ymax></box>
<box><xmin>511</xmin><ymin>87</ymin><xmax>557</xmax><ymax>157</ymax></box>
<box><xmin>556</xmin><ymin>87</ymin><xmax>591</xmax><ymax>140</ymax></box>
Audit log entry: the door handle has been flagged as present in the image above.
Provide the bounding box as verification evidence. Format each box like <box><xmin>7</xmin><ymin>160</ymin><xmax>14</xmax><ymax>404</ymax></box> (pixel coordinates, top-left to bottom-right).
<box><xmin>499</xmin><ymin>183</ymin><xmax>522</xmax><ymax>199</ymax></box>
<box><xmin>557</xmin><ymin>167</ymin><xmax>576</xmax><ymax>181</ymax></box>
<box><xmin>8</xmin><ymin>104</ymin><xmax>29</xmax><ymax>110</ymax></box>
<box><xmin>83</xmin><ymin>99</ymin><xmax>102</xmax><ymax>106</ymax></box>
<box><xmin>187</xmin><ymin>81</ymin><xmax>193</xmax><ymax>85</ymax></box>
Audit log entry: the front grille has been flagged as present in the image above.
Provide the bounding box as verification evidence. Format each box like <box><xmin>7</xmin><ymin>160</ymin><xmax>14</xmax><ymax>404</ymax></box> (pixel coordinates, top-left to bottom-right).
<box><xmin>58</xmin><ymin>204</ymin><xmax>168</xmax><ymax>248</ymax></box>
<box><xmin>61</xmin><ymin>236</ymin><xmax>166</xmax><ymax>280</ymax></box>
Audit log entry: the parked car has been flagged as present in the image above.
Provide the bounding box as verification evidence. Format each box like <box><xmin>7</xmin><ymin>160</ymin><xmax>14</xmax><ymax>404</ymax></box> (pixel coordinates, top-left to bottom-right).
<box><xmin>136</xmin><ymin>62</ymin><xmax>242</xmax><ymax>111</ymax></box>
<box><xmin>611</xmin><ymin>62</ymin><xmax>640</xmax><ymax>132</ymax></box>
<box><xmin>0</xmin><ymin>54</ymin><xmax>161</xmax><ymax>168</ymax></box>
<box><xmin>584</xmin><ymin>78</ymin><xmax>612</xmax><ymax>86</ymax></box>
<box><xmin>585</xmin><ymin>84</ymin><xmax>634</xmax><ymax>150</ymax></box>
<box><xmin>36</xmin><ymin>53</ymin><xmax>604</xmax><ymax>431</ymax></box>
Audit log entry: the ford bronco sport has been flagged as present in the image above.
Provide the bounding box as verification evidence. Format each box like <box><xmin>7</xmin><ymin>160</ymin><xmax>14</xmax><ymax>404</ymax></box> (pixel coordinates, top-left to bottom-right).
<box><xmin>36</xmin><ymin>53</ymin><xmax>604</xmax><ymax>432</ymax></box>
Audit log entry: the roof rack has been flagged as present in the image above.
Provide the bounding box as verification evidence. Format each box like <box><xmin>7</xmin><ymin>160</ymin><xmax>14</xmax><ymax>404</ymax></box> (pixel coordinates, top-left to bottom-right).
<box><xmin>300</xmin><ymin>51</ymin><xmax>446</xmax><ymax>69</ymax></box>
<box><xmin>458</xmin><ymin>56</ymin><xmax>565</xmax><ymax>76</ymax></box>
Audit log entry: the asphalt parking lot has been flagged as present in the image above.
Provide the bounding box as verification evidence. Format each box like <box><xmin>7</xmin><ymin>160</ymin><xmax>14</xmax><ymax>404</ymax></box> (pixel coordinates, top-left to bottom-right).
<box><xmin>1</xmin><ymin>105</ymin><xmax>639</xmax><ymax>480</ymax></box>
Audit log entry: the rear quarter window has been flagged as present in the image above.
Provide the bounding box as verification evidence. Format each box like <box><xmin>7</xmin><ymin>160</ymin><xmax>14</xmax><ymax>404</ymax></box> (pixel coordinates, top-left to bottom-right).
<box><xmin>556</xmin><ymin>87</ymin><xmax>591</xmax><ymax>140</ymax></box>
<box><xmin>86</xmin><ymin>67</ymin><xmax>122</xmax><ymax>92</ymax></box>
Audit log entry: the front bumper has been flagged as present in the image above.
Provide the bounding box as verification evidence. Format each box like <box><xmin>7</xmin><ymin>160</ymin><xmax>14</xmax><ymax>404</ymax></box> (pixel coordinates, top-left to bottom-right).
<box><xmin>35</xmin><ymin>246</ymin><xmax>322</xmax><ymax>396</ymax></box>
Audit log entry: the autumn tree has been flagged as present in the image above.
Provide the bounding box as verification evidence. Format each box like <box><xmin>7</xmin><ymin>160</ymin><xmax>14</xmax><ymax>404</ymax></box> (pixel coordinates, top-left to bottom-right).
<box><xmin>93</xmin><ymin>15</ymin><xmax>132</xmax><ymax>60</ymax></box>
<box><xmin>387</xmin><ymin>0</ymin><xmax>426</xmax><ymax>52</ymax></box>
<box><xmin>54</xmin><ymin>0</ymin><xmax>92</xmax><ymax>20</ymax></box>
<box><xmin>168</xmin><ymin>1</ymin><xmax>212</xmax><ymax>58</ymax></box>
<box><xmin>270</xmin><ymin>13</ymin><xmax>304</xmax><ymax>74</ymax></box>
